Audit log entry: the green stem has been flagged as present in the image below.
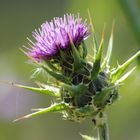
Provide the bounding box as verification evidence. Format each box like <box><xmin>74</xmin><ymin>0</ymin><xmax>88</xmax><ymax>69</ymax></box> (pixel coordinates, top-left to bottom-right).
<box><xmin>97</xmin><ymin>121</ymin><xmax>110</xmax><ymax>140</ymax></box>
<box><xmin>94</xmin><ymin>112</ymin><xmax>110</xmax><ymax>140</ymax></box>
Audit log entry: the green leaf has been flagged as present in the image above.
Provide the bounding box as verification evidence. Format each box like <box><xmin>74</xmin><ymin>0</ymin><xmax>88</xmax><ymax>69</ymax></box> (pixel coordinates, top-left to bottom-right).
<box><xmin>45</xmin><ymin>61</ymin><xmax>58</xmax><ymax>72</ymax></box>
<box><xmin>62</xmin><ymin>83</ymin><xmax>88</xmax><ymax>96</ymax></box>
<box><xmin>80</xmin><ymin>134</ymin><xmax>96</xmax><ymax>140</ymax></box>
<box><xmin>15</xmin><ymin>84</ymin><xmax>60</xmax><ymax>97</ymax></box>
<box><xmin>34</xmin><ymin>62</ymin><xmax>70</xmax><ymax>84</ymax></box>
<box><xmin>90</xmin><ymin>37</ymin><xmax>103</xmax><ymax>80</ymax></box>
<box><xmin>88</xmin><ymin>10</ymin><xmax>98</xmax><ymax>53</ymax></box>
<box><xmin>68</xmin><ymin>33</ymin><xmax>84</xmax><ymax>71</ymax></box>
<box><xmin>94</xmin><ymin>85</ymin><xmax>118</xmax><ymax>107</ymax></box>
<box><xmin>115</xmin><ymin>67</ymin><xmax>136</xmax><ymax>84</ymax></box>
<box><xmin>30</xmin><ymin>68</ymin><xmax>42</xmax><ymax>79</ymax></box>
<box><xmin>101</xmin><ymin>23</ymin><xmax>114</xmax><ymax>70</ymax></box>
<box><xmin>81</xmin><ymin>41</ymin><xmax>88</xmax><ymax>59</ymax></box>
<box><xmin>42</xmin><ymin>65</ymin><xmax>70</xmax><ymax>84</ymax></box>
<box><xmin>111</xmin><ymin>51</ymin><xmax>140</xmax><ymax>82</ymax></box>
<box><xmin>14</xmin><ymin>102</ymin><xmax>68</xmax><ymax>122</ymax></box>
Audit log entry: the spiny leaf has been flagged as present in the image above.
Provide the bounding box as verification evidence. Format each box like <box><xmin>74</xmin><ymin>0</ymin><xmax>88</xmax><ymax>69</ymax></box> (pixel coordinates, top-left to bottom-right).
<box><xmin>30</xmin><ymin>68</ymin><xmax>42</xmax><ymax>79</ymax></box>
<box><xmin>62</xmin><ymin>83</ymin><xmax>88</xmax><ymax>96</ymax></box>
<box><xmin>45</xmin><ymin>61</ymin><xmax>58</xmax><ymax>72</ymax></box>
<box><xmin>81</xmin><ymin>41</ymin><xmax>88</xmax><ymax>59</ymax></box>
<box><xmin>90</xmin><ymin>35</ymin><xmax>104</xmax><ymax>80</ymax></box>
<box><xmin>68</xmin><ymin>33</ymin><xmax>84</xmax><ymax>71</ymax></box>
<box><xmin>111</xmin><ymin>51</ymin><xmax>140</xmax><ymax>82</ymax></box>
<box><xmin>35</xmin><ymin>81</ymin><xmax>58</xmax><ymax>89</ymax></box>
<box><xmin>78</xmin><ymin>106</ymin><xmax>97</xmax><ymax>116</ymax></box>
<box><xmin>32</xmin><ymin>61</ymin><xmax>70</xmax><ymax>84</ymax></box>
<box><xmin>94</xmin><ymin>85</ymin><xmax>118</xmax><ymax>107</ymax></box>
<box><xmin>15</xmin><ymin>84</ymin><xmax>60</xmax><ymax>97</ymax></box>
<box><xmin>115</xmin><ymin>67</ymin><xmax>136</xmax><ymax>84</ymax></box>
<box><xmin>13</xmin><ymin>102</ymin><xmax>68</xmax><ymax>122</ymax></box>
<box><xmin>88</xmin><ymin>10</ymin><xmax>98</xmax><ymax>53</ymax></box>
<box><xmin>101</xmin><ymin>22</ymin><xmax>114</xmax><ymax>70</ymax></box>
<box><xmin>80</xmin><ymin>134</ymin><xmax>96</xmax><ymax>140</ymax></box>
<box><xmin>42</xmin><ymin>65</ymin><xmax>70</xmax><ymax>84</ymax></box>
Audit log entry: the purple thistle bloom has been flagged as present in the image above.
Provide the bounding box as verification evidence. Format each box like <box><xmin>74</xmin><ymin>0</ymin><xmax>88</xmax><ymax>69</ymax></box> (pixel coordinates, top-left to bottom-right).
<box><xmin>27</xmin><ymin>14</ymin><xmax>90</xmax><ymax>61</ymax></box>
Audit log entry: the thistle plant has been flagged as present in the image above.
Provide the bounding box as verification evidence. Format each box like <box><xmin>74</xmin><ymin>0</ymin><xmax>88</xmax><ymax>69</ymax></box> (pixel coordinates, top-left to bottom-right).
<box><xmin>14</xmin><ymin>13</ymin><xmax>140</xmax><ymax>140</ymax></box>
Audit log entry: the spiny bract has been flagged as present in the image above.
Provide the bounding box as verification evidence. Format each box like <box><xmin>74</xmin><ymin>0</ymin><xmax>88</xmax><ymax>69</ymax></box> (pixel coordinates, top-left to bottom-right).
<box><xmin>15</xmin><ymin>13</ymin><xmax>140</xmax><ymax>122</ymax></box>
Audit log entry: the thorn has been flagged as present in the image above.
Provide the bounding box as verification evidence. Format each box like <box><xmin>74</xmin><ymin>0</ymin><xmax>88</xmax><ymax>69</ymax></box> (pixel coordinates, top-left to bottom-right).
<box><xmin>87</xmin><ymin>9</ymin><xmax>95</xmax><ymax>33</ymax></box>
<box><xmin>31</xmin><ymin>108</ymin><xmax>43</xmax><ymax>111</ymax></box>
<box><xmin>111</xmin><ymin>19</ymin><xmax>115</xmax><ymax>36</ymax></box>
<box><xmin>101</xmin><ymin>23</ymin><xmax>106</xmax><ymax>39</ymax></box>
<box><xmin>13</xmin><ymin>115</ymin><xmax>30</xmax><ymax>122</ymax></box>
<box><xmin>117</xmin><ymin>61</ymin><xmax>120</xmax><ymax>67</ymax></box>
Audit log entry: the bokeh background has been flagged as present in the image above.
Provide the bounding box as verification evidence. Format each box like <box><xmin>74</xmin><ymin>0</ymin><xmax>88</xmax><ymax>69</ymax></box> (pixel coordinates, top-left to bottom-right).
<box><xmin>0</xmin><ymin>0</ymin><xmax>140</xmax><ymax>140</ymax></box>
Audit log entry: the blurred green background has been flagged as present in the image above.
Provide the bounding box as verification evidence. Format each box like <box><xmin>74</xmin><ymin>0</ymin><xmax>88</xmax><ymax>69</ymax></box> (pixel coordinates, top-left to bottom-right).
<box><xmin>0</xmin><ymin>0</ymin><xmax>140</xmax><ymax>140</ymax></box>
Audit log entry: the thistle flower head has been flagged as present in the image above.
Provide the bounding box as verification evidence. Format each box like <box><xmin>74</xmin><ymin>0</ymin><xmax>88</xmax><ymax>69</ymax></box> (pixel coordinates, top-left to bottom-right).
<box><xmin>16</xmin><ymin>14</ymin><xmax>140</xmax><ymax>124</ymax></box>
<box><xmin>27</xmin><ymin>14</ymin><xmax>90</xmax><ymax>61</ymax></box>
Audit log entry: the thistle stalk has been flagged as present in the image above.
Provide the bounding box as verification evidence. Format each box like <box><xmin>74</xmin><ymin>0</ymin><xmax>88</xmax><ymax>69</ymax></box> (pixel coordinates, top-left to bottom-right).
<box><xmin>94</xmin><ymin>112</ymin><xmax>109</xmax><ymax>140</ymax></box>
<box><xmin>97</xmin><ymin>121</ymin><xmax>109</xmax><ymax>140</ymax></box>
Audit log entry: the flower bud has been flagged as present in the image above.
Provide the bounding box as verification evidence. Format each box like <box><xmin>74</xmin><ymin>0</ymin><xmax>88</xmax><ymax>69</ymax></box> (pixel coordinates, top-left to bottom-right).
<box><xmin>17</xmin><ymin>14</ymin><xmax>140</xmax><ymax>123</ymax></box>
